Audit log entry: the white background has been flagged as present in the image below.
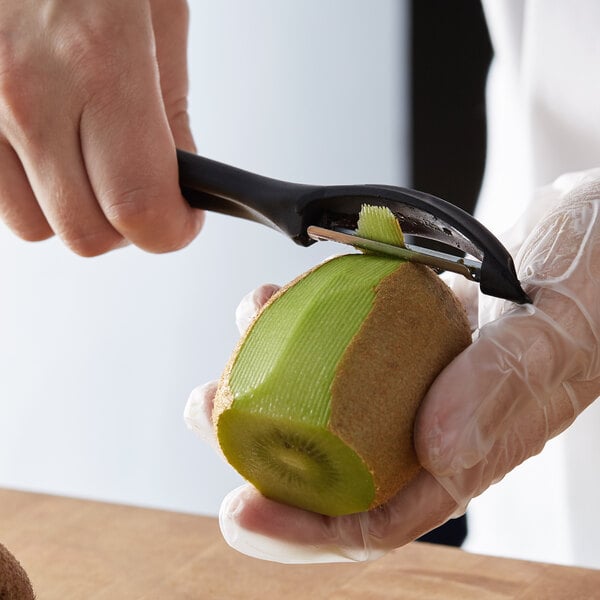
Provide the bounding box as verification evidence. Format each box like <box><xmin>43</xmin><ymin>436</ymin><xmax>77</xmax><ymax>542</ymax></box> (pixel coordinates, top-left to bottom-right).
<box><xmin>0</xmin><ymin>0</ymin><xmax>406</xmax><ymax>527</ymax></box>
<box><xmin>1</xmin><ymin>0</ymin><xmax>597</xmax><ymax>570</ymax></box>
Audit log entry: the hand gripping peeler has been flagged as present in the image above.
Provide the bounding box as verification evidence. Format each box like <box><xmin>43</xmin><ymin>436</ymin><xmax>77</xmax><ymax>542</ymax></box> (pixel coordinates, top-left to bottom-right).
<box><xmin>177</xmin><ymin>149</ymin><xmax>531</xmax><ymax>305</ymax></box>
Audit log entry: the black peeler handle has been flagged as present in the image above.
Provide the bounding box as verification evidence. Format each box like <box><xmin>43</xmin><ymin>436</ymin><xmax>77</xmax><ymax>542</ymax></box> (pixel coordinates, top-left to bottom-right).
<box><xmin>177</xmin><ymin>150</ymin><xmax>531</xmax><ymax>304</ymax></box>
<box><xmin>178</xmin><ymin>150</ymin><xmax>320</xmax><ymax>235</ymax></box>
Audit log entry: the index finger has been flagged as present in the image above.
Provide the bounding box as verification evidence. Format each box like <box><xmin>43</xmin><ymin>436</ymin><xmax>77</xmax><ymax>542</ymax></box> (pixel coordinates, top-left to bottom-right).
<box><xmin>78</xmin><ymin>10</ymin><xmax>203</xmax><ymax>253</ymax></box>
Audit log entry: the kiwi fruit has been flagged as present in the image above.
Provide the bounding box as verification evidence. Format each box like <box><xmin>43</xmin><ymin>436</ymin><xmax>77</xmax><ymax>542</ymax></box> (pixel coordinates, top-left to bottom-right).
<box><xmin>213</xmin><ymin>205</ymin><xmax>471</xmax><ymax>516</ymax></box>
<box><xmin>0</xmin><ymin>542</ymin><xmax>35</xmax><ymax>599</ymax></box>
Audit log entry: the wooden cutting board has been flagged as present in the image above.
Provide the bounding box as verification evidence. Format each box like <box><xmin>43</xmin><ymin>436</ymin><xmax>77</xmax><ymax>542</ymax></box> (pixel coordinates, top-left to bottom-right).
<box><xmin>0</xmin><ymin>488</ymin><xmax>598</xmax><ymax>599</ymax></box>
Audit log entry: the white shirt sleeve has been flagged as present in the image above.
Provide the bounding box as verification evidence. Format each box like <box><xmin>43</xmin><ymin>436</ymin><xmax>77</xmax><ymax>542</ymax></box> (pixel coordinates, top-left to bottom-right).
<box><xmin>477</xmin><ymin>0</ymin><xmax>600</xmax><ymax>236</ymax></box>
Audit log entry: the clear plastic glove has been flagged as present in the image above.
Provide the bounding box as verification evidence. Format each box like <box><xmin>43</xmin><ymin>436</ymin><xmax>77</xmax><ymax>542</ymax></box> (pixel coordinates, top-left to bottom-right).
<box><xmin>186</xmin><ymin>169</ymin><xmax>600</xmax><ymax>563</ymax></box>
<box><xmin>0</xmin><ymin>0</ymin><xmax>203</xmax><ymax>255</ymax></box>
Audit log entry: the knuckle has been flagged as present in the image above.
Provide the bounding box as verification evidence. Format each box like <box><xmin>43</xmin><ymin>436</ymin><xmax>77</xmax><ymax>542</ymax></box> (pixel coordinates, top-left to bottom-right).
<box><xmin>0</xmin><ymin>37</ymin><xmax>38</xmax><ymax>131</ymax></box>
<box><xmin>53</xmin><ymin>11</ymin><xmax>134</xmax><ymax>96</ymax></box>
<box><xmin>32</xmin><ymin>181</ymin><xmax>125</xmax><ymax>257</ymax></box>
<box><xmin>57</xmin><ymin>9</ymin><xmax>118</xmax><ymax>56</ymax></box>
<box><xmin>0</xmin><ymin>57</ymin><xmax>19</xmax><ymax>105</ymax></box>
<box><xmin>0</xmin><ymin>31</ymin><xmax>115</xmax><ymax>137</ymax></box>
<box><xmin>166</xmin><ymin>103</ymin><xmax>195</xmax><ymax>151</ymax></box>
<box><xmin>59</xmin><ymin>28</ymin><xmax>121</xmax><ymax>88</ymax></box>
<box><xmin>62</xmin><ymin>229</ymin><xmax>123</xmax><ymax>257</ymax></box>
<box><xmin>0</xmin><ymin>191</ymin><xmax>52</xmax><ymax>243</ymax></box>
<box><xmin>103</xmin><ymin>186</ymin><xmax>187</xmax><ymax>253</ymax></box>
<box><xmin>165</xmin><ymin>96</ymin><xmax>190</xmax><ymax>125</ymax></box>
<box><xmin>15</xmin><ymin>222</ymin><xmax>53</xmax><ymax>243</ymax></box>
<box><xmin>4</xmin><ymin>215</ymin><xmax>53</xmax><ymax>242</ymax></box>
<box><xmin>104</xmin><ymin>186</ymin><xmax>158</xmax><ymax>226</ymax></box>
<box><xmin>0</xmin><ymin>29</ymin><xmax>20</xmax><ymax>86</ymax></box>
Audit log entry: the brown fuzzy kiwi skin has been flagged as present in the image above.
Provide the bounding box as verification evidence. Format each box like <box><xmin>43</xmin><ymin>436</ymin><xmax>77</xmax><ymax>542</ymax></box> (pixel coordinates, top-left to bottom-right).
<box><xmin>0</xmin><ymin>542</ymin><xmax>35</xmax><ymax>600</ymax></box>
<box><xmin>329</xmin><ymin>261</ymin><xmax>471</xmax><ymax>509</ymax></box>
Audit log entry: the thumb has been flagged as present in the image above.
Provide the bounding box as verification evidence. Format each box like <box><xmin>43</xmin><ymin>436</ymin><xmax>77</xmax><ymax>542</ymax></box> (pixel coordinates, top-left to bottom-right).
<box><xmin>415</xmin><ymin>303</ymin><xmax>586</xmax><ymax>480</ymax></box>
<box><xmin>417</xmin><ymin>196</ymin><xmax>600</xmax><ymax>482</ymax></box>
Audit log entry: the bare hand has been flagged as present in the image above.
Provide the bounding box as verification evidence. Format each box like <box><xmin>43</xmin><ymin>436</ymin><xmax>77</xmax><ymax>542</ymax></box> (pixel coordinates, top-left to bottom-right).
<box><xmin>0</xmin><ymin>0</ymin><xmax>203</xmax><ymax>255</ymax></box>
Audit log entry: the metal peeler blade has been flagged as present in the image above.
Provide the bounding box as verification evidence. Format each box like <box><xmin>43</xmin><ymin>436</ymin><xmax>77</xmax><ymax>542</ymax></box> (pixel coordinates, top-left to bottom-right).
<box><xmin>178</xmin><ymin>150</ymin><xmax>531</xmax><ymax>304</ymax></box>
<box><xmin>306</xmin><ymin>226</ymin><xmax>482</xmax><ymax>282</ymax></box>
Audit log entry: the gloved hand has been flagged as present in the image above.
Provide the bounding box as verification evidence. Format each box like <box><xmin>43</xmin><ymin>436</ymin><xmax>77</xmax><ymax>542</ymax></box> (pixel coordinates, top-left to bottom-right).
<box><xmin>185</xmin><ymin>169</ymin><xmax>600</xmax><ymax>563</ymax></box>
<box><xmin>0</xmin><ymin>0</ymin><xmax>202</xmax><ymax>255</ymax></box>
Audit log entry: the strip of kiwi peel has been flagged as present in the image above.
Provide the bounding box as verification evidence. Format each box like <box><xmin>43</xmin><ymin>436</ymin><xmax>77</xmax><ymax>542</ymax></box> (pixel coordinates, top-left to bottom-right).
<box><xmin>213</xmin><ymin>205</ymin><xmax>471</xmax><ymax>517</ymax></box>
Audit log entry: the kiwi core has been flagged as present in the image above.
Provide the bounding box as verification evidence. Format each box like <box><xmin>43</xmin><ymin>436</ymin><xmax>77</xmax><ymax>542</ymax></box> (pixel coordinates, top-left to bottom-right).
<box><xmin>218</xmin><ymin>412</ymin><xmax>376</xmax><ymax>515</ymax></box>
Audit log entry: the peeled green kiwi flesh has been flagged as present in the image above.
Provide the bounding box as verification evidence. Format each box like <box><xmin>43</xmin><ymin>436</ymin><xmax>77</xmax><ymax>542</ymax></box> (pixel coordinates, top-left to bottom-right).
<box><xmin>213</xmin><ymin>205</ymin><xmax>471</xmax><ymax>517</ymax></box>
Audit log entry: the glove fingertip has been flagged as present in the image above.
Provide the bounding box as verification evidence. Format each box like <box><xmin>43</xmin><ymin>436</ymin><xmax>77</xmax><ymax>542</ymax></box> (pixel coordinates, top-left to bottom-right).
<box><xmin>219</xmin><ymin>486</ymin><xmax>372</xmax><ymax>564</ymax></box>
<box><xmin>235</xmin><ymin>284</ymin><xmax>280</xmax><ymax>334</ymax></box>
<box><xmin>184</xmin><ymin>381</ymin><xmax>220</xmax><ymax>450</ymax></box>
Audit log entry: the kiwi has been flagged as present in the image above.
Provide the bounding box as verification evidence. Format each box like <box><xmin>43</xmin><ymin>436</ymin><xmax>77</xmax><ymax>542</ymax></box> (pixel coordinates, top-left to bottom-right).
<box><xmin>213</xmin><ymin>205</ymin><xmax>471</xmax><ymax>516</ymax></box>
<box><xmin>0</xmin><ymin>542</ymin><xmax>35</xmax><ymax>599</ymax></box>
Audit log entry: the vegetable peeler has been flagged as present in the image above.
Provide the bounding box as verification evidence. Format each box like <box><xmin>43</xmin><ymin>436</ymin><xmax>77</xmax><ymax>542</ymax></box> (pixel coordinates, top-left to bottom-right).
<box><xmin>178</xmin><ymin>150</ymin><xmax>531</xmax><ymax>304</ymax></box>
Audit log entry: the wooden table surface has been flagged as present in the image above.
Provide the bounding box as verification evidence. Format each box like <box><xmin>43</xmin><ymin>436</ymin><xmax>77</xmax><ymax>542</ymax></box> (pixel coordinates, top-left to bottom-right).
<box><xmin>1</xmin><ymin>488</ymin><xmax>599</xmax><ymax>599</ymax></box>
